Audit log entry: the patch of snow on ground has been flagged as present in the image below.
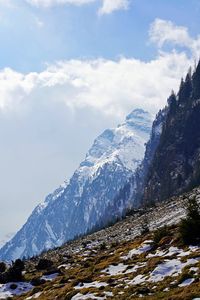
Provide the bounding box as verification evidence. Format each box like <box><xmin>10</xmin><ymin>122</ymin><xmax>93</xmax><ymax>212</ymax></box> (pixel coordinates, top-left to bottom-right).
<box><xmin>164</xmin><ymin>247</ymin><xmax>181</xmax><ymax>256</ymax></box>
<box><xmin>130</xmin><ymin>274</ymin><xmax>147</xmax><ymax>285</ymax></box>
<box><xmin>177</xmin><ymin>245</ymin><xmax>199</xmax><ymax>257</ymax></box>
<box><xmin>58</xmin><ymin>264</ymin><xmax>71</xmax><ymax>269</ymax></box>
<box><xmin>102</xmin><ymin>262</ymin><xmax>145</xmax><ymax>276</ymax></box>
<box><xmin>190</xmin><ymin>267</ymin><xmax>199</xmax><ymax>273</ymax></box>
<box><xmin>82</xmin><ymin>250</ymin><xmax>92</xmax><ymax>257</ymax></box>
<box><xmin>147</xmin><ymin>249</ymin><xmax>167</xmax><ymax>258</ymax></box>
<box><xmin>189</xmin><ymin>246</ymin><xmax>199</xmax><ymax>252</ymax></box>
<box><xmin>147</xmin><ymin>246</ymin><xmax>196</xmax><ymax>259</ymax></box>
<box><xmin>104</xmin><ymin>291</ymin><xmax>113</xmax><ymax>297</ymax></box>
<box><xmin>102</xmin><ymin>263</ymin><xmax>127</xmax><ymax>276</ymax></box>
<box><xmin>125</xmin><ymin>263</ymin><xmax>145</xmax><ymax>274</ymax></box>
<box><xmin>149</xmin><ymin>258</ymin><xmax>199</xmax><ymax>283</ymax></box>
<box><xmin>41</xmin><ymin>273</ymin><xmax>59</xmax><ymax>281</ymax></box>
<box><xmin>71</xmin><ymin>293</ymin><xmax>105</xmax><ymax>300</ymax></box>
<box><xmin>74</xmin><ymin>281</ymin><xmax>108</xmax><ymax>290</ymax></box>
<box><xmin>26</xmin><ymin>292</ymin><xmax>42</xmax><ymax>299</ymax></box>
<box><xmin>177</xmin><ymin>250</ymin><xmax>192</xmax><ymax>257</ymax></box>
<box><xmin>178</xmin><ymin>278</ymin><xmax>195</xmax><ymax>287</ymax></box>
<box><xmin>123</xmin><ymin>240</ymin><xmax>153</xmax><ymax>259</ymax></box>
<box><xmin>0</xmin><ymin>282</ymin><xmax>33</xmax><ymax>298</ymax></box>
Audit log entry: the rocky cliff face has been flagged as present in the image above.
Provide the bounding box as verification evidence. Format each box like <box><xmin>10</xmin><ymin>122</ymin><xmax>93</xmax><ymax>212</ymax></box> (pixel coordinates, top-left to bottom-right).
<box><xmin>143</xmin><ymin>62</ymin><xmax>200</xmax><ymax>204</ymax></box>
<box><xmin>112</xmin><ymin>107</ymin><xmax>167</xmax><ymax>211</ymax></box>
<box><xmin>115</xmin><ymin>62</ymin><xmax>200</xmax><ymax>210</ymax></box>
<box><xmin>0</xmin><ymin>109</ymin><xmax>152</xmax><ymax>261</ymax></box>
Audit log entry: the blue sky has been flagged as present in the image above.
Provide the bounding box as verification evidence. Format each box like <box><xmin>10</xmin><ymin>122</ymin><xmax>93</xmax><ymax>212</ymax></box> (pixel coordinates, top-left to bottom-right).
<box><xmin>0</xmin><ymin>0</ymin><xmax>200</xmax><ymax>244</ymax></box>
<box><xmin>0</xmin><ymin>0</ymin><xmax>200</xmax><ymax>72</ymax></box>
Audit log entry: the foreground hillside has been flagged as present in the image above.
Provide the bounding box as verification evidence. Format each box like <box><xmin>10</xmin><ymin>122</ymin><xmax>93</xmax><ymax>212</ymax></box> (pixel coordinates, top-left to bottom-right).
<box><xmin>0</xmin><ymin>187</ymin><xmax>200</xmax><ymax>299</ymax></box>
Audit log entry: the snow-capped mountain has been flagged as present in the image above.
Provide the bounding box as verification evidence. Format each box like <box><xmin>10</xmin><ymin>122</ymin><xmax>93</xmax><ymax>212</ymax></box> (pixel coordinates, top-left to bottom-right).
<box><xmin>108</xmin><ymin>107</ymin><xmax>167</xmax><ymax>215</ymax></box>
<box><xmin>0</xmin><ymin>109</ymin><xmax>152</xmax><ymax>261</ymax></box>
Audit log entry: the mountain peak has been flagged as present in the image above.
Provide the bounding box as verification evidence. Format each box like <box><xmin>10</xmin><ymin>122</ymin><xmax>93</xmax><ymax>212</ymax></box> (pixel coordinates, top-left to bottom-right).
<box><xmin>126</xmin><ymin>108</ymin><xmax>149</xmax><ymax>120</ymax></box>
<box><xmin>0</xmin><ymin>108</ymin><xmax>152</xmax><ymax>260</ymax></box>
<box><xmin>125</xmin><ymin>108</ymin><xmax>153</xmax><ymax>134</ymax></box>
<box><xmin>81</xmin><ymin>108</ymin><xmax>152</xmax><ymax>171</ymax></box>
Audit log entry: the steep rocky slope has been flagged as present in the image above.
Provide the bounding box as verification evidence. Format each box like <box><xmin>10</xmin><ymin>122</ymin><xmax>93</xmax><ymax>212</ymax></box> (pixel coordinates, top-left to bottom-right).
<box><xmin>117</xmin><ymin>62</ymin><xmax>200</xmax><ymax>209</ymax></box>
<box><xmin>113</xmin><ymin>105</ymin><xmax>168</xmax><ymax>209</ymax></box>
<box><xmin>0</xmin><ymin>109</ymin><xmax>152</xmax><ymax>261</ymax></box>
<box><xmin>143</xmin><ymin>62</ymin><xmax>200</xmax><ymax>204</ymax></box>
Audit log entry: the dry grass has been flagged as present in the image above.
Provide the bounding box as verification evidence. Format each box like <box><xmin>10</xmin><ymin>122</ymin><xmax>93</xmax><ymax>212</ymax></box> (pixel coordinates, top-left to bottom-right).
<box><xmin>11</xmin><ymin>223</ymin><xmax>200</xmax><ymax>300</ymax></box>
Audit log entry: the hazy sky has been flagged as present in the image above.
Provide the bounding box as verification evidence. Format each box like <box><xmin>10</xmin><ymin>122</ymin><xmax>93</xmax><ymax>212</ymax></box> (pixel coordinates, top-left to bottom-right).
<box><xmin>0</xmin><ymin>0</ymin><xmax>200</xmax><ymax>244</ymax></box>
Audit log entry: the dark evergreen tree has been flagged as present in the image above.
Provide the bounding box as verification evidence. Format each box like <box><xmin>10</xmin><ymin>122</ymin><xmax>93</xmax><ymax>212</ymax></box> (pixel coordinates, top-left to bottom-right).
<box><xmin>36</xmin><ymin>258</ymin><xmax>53</xmax><ymax>270</ymax></box>
<box><xmin>167</xmin><ymin>91</ymin><xmax>177</xmax><ymax>114</ymax></box>
<box><xmin>178</xmin><ymin>71</ymin><xmax>192</xmax><ymax>104</ymax></box>
<box><xmin>179</xmin><ymin>196</ymin><xmax>200</xmax><ymax>245</ymax></box>
<box><xmin>192</xmin><ymin>59</ymin><xmax>200</xmax><ymax>100</ymax></box>
<box><xmin>0</xmin><ymin>262</ymin><xmax>6</xmax><ymax>273</ymax></box>
<box><xmin>178</xmin><ymin>78</ymin><xmax>185</xmax><ymax>102</ymax></box>
<box><xmin>140</xmin><ymin>215</ymin><xmax>150</xmax><ymax>235</ymax></box>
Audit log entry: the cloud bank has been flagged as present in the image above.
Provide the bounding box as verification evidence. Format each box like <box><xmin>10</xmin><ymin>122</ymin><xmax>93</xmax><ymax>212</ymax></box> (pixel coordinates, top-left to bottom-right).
<box><xmin>0</xmin><ymin>52</ymin><xmax>191</xmax><ymax>117</ymax></box>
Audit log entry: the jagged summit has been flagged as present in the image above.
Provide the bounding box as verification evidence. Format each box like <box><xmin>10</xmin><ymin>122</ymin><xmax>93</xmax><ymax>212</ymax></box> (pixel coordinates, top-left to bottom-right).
<box><xmin>125</xmin><ymin>109</ymin><xmax>152</xmax><ymax>133</ymax></box>
<box><xmin>81</xmin><ymin>108</ymin><xmax>152</xmax><ymax>172</ymax></box>
<box><xmin>0</xmin><ymin>109</ymin><xmax>152</xmax><ymax>261</ymax></box>
<box><xmin>126</xmin><ymin>108</ymin><xmax>151</xmax><ymax>121</ymax></box>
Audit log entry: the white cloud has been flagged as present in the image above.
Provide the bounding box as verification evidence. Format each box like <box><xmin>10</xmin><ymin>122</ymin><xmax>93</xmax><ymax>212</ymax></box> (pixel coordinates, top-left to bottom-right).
<box><xmin>0</xmin><ymin>52</ymin><xmax>191</xmax><ymax>116</ymax></box>
<box><xmin>149</xmin><ymin>18</ymin><xmax>200</xmax><ymax>59</ymax></box>
<box><xmin>26</xmin><ymin>0</ymin><xmax>130</xmax><ymax>14</ymax></box>
<box><xmin>98</xmin><ymin>0</ymin><xmax>129</xmax><ymax>15</ymax></box>
<box><xmin>0</xmin><ymin>68</ymin><xmax>33</xmax><ymax>110</ymax></box>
